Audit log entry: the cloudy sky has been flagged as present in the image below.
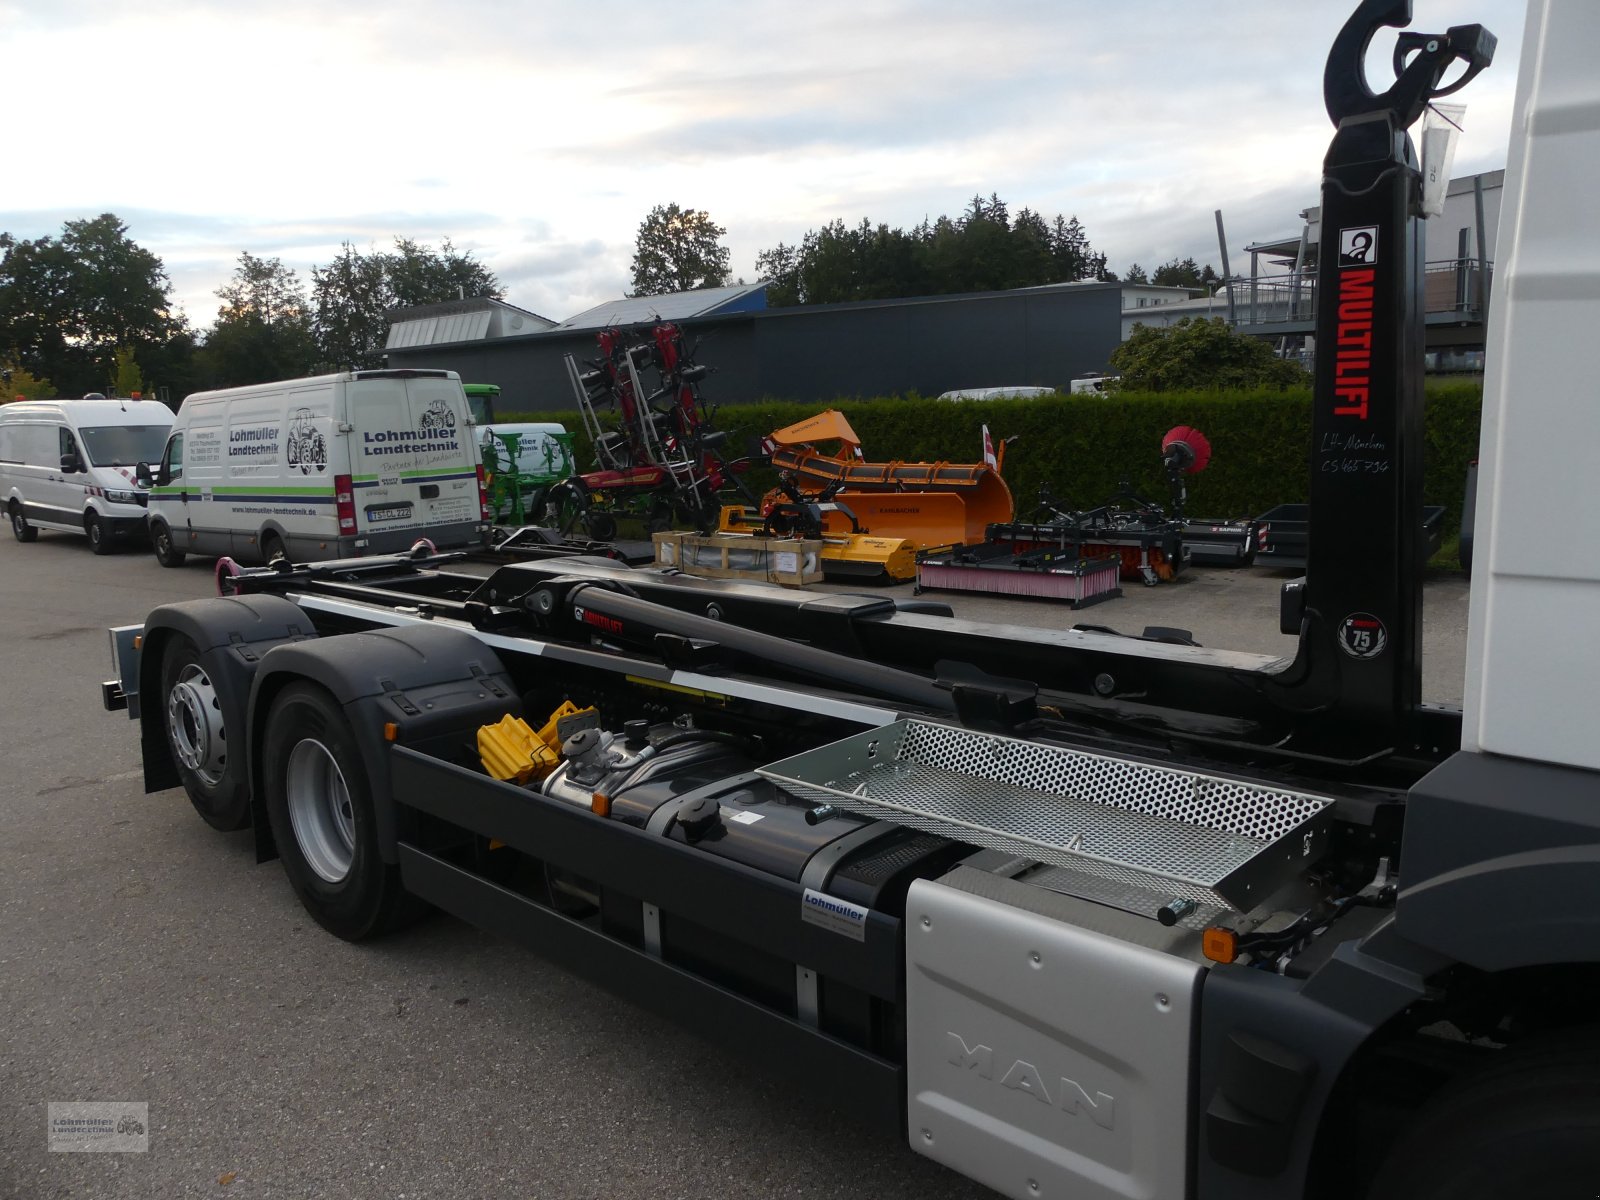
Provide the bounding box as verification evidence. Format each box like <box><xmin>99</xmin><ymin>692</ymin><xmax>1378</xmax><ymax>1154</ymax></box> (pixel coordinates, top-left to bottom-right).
<box><xmin>3</xmin><ymin>0</ymin><xmax>1526</xmax><ymax>329</ymax></box>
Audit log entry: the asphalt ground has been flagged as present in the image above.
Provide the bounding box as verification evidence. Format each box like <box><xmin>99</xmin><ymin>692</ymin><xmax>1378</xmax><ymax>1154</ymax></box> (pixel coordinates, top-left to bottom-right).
<box><xmin>0</xmin><ymin>528</ymin><xmax>1471</xmax><ymax>1199</ymax></box>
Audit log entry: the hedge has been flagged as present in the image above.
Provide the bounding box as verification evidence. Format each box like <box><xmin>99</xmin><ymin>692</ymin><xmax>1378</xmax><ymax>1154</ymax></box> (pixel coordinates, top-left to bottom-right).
<box><xmin>503</xmin><ymin>381</ymin><xmax>1482</xmax><ymax>544</ymax></box>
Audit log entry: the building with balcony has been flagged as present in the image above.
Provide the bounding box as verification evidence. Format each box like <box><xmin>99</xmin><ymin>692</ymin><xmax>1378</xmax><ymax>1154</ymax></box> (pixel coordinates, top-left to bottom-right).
<box><xmin>1231</xmin><ymin>170</ymin><xmax>1502</xmax><ymax>371</ymax></box>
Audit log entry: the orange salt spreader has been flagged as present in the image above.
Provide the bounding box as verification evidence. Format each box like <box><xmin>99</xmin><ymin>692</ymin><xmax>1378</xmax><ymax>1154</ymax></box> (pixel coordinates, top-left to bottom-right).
<box><xmin>719</xmin><ymin>410</ymin><xmax>1015</xmax><ymax>583</ymax></box>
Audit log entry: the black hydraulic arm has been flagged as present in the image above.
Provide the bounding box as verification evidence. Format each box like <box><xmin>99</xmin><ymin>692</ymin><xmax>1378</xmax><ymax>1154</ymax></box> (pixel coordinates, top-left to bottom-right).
<box><xmin>1279</xmin><ymin>0</ymin><xmax>1493</xmax><ymax>746</ymax></box>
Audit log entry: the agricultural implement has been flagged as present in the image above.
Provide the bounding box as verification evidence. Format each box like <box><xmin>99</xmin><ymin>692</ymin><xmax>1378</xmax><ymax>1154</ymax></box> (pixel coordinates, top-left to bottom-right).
<box><xmin>549</xmin><ymin>323</ymin><xmax>753</xmax><ymax>540</ymax></box>
<box><xmin>965</xmin><ymin>425</ymin><xmax>1209</xmax><ymax>587</ymax></box>
<box><xmin>481</xmin><ymin>427</ymin><xmax>577</xmax><ymax>526</ymax></box>
<box><xmin>720</xmin><ymin>409</ymin><xmax>1015</xmax><ymax>583</ymax></box>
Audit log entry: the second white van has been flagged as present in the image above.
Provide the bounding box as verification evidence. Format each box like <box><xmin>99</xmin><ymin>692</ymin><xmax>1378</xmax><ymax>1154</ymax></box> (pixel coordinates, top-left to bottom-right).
<box><xmin>1</xmin><ymin>396</ymin><xmax>174</xmax><ymax>553</ymax></box>
<box><xmin>144</xmin><ymin>369</ymin><xmax>488</xmax><ymax>566</ymax></box>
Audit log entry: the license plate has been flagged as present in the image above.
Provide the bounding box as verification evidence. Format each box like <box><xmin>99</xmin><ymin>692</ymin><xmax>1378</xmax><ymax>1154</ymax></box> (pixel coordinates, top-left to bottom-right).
<box><xmin>365</xmin><ymin>503</ymin><xmax>414</xmax><ymax>524</ymax></box>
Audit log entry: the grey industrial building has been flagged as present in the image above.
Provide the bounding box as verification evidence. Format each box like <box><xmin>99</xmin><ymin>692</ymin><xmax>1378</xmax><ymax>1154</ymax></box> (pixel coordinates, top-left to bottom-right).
<box><xmin>383</xmin><ymin>282</ymin><xmax>1125</xmax><ymax>414</ymax></box>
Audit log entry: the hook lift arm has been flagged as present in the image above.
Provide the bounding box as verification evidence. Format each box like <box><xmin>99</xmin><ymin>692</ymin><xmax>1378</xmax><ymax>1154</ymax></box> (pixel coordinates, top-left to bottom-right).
<box><xmin>1324</xmin><ymin>0</ymin><xmax>1496</xmax><ymax>129</ymax></box>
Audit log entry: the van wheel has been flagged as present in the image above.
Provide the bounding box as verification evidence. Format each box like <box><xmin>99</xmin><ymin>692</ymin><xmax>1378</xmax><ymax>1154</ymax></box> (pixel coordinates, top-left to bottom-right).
<box><xmin>86</xmin><ymin>511</ymin><xmax>115</xmax><ymax>555</ymax></box>
<box><xmin>261</xmin><ymin>682</ymin><xmax>426</xmax><ymax>940</ymax></box>
<box><xmin>261</xmin><ymin>531</ymin><xmax>288</xmax><ymax>565</ymax></box>
<box><xmin>151</xmin><ymin>522</ymin><xmax>186</xmax><ymax>567</ymax></box>
<box><xmin>160</xmin><ymin>636</ymin><xmax>250</xmax><ymax>831</ymax></box>
<box><xmin>9</xmin><ymin>502</ymin><xmax>38</xmax><ymax>543</ymax></box>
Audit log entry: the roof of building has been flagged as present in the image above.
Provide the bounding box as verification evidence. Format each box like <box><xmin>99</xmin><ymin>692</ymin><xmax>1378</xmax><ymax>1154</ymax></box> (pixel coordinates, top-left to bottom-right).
<box><xmin>553</xmin><ymin>281</ymin><xmax>769</xmax><ymax>331</ymax></box>
<box><xmin>386</xmin><ymin>297</ymin><xmax>556</xmax><ymax>351</ymax></box>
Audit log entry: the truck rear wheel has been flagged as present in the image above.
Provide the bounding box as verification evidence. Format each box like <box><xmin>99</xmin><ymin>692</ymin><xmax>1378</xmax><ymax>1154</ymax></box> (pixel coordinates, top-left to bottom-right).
<box><xmin>160</xmin><ymin>636</ymin><xmax>249</xmax><ymax>830</ymax></box>
<box><xmin>9</xmin><ymin>501</ymin><xmax>37</xmax><ymax>543</ymax></box>
<box><xmin>261</xmin><ymin>682</ymin><xmax>423</xmax><ymax>940</ymax></box>
<box><xmin>1367</xmin><ymin>1031</ymin><xmax>1600</xmax><ymax>1200</ymax></box>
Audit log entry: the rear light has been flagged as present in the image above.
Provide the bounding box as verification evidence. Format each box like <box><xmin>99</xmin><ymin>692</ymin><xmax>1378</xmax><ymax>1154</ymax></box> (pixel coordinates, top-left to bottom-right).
<box><xmin>335</xmin><ymin>474</ymin><xmax>357</xmax><ymax>534</ymax></box>
<box><xmin>476</xmin><ymin>464</ymin><xmax>491</xmax><ymax>521</ymax></box>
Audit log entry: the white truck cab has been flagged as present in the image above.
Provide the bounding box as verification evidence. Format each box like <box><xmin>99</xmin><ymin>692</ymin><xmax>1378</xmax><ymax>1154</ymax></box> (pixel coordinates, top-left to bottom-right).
<box><xmin>0</xmin><ymin>396</ymin><xmax>173</xmax><ymax>553</ymax></box>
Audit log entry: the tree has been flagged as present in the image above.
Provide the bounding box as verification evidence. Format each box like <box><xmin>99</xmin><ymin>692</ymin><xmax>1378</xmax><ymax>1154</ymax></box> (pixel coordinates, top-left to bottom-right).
<box><xmin>754</xmin><ymin>241</ymin><xmax>802</xmax><ymax>306</ymax></box>
<box><xmin>198</xmin><ymin>253</ymin><xmax>318</xmax><ymax>387</ymax></box>
<box><xmin>1109</xmin><ymin>317</ymin><xmax>1309</xmax><ymax>391</ymax></box>
<box><xmin>111</xmin><ymin>346</ymin><xmax>144</xmax><ymax>396</ymax></box>
<box><xmin>310</xmin><ymin>238</ymin><xmax>503</xmax><ymax>370</ymax></box>
<box><xmin>1123</xmin><ymin>263</ymin><xmax>1150</xmax><ymax>284</ymax></box>
<box><xmin>388</xmin><ymin>237</ymin><xmax>501</xmax><ymax>308</ymax></box>
<box><xmin>1048</xmin><ymin>214</ymin><xmax>1107</xmax><ymax>283</ymax></box>
<box><xmin>630</xmin><ymin>204</ymin><xmax>731</xmax><ymax>296</ymax></box>
<box><xmin>312</xmin><ymin>243</ymin><xmax>392</xmax><ymax>370</ymax></box>
<box><xmin>1151</xmin><ymin>256</ymin><xmax>1220</xmax><ymax>291</ymax></box>
<box><xmin>0</xmin><ymin>362</ymin><xmax>55</xmax><ymax>401</ymax></box>
<box><xmin>0</xmin><ymin>214</ymin><xmax>181</xmax><ymax>396</ymax></box>
<box><xmin>754</xmin><ymin>198</ymin><xmax>1110</xmax><ymax>307</ymax></box>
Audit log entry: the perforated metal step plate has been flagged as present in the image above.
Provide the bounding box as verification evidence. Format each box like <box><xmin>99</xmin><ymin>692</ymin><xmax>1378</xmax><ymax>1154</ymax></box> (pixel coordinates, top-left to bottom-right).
<box><xmin>759</xmin><ymin>720</ymin><xmax>1333</xmax><ymax>911</ymax></box>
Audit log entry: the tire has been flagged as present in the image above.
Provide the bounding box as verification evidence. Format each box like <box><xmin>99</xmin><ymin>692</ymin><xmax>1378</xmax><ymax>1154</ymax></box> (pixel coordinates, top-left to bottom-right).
<box><xmin>86</xmin><ymin>510</ymin><xmax>115</xmax><ymax>555</ymax></box>
<box><xmin>159</xmin><ymin>636</ymin><xmax>249</xmax><ymax>831</ymax></box>
<box><xmin>584</xmin><ymin>509</ymin><xmax>618</xmax><ymax>541</ymax></box>
<box><xmin>151</xmin><ymin>521</ymin><xmax>186</xmax><ymax>567</ymax></box>
<box><xmin>261</xmin><ymin>531</ymin><xmax>288</xmax><ymax>565</ymax></box>
<box><xmin>9</xmin><ymin>501</ymin><xmax>38</xmax><ymax>543</ymax></box>
<box><xmin>544</xmin><ymin>480</ymin><xmax>590</xmax><ymax>538</ymax></box>
<box><xmin>1367</xmin><ymin>1030</ymin><xmax>1600</xmax><ymax>1200</ymax></box>
<box><xmin>261</xmin><ymin>682</ymin><xmax>424</xmax><ymax>940</ymax></box>
<box><xmin>646</xmin><ymin>501</ymin><xmax>674</xmax><ymax>534</ymax></box>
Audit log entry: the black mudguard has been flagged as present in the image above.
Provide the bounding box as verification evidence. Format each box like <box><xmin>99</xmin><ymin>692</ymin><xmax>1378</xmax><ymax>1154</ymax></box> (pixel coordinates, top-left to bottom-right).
<box><xmin>247</xmin><ymin>624</ymin><xmax>521</xmax><ymax>864</ymax></box>
<box><xmin>137</xmin><ymin>595</ymin><xmax>319</xmax><ymax>799</ymax></box>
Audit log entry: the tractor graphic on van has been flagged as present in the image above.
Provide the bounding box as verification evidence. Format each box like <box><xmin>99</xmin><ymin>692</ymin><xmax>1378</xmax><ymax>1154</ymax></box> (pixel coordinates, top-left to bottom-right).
<box><xmin>286</xmin><ymin>407</ymin><xmax>327</xmax><ymax>475</ymax></box>
<box><xmin>419</xmin><ymin>400</ymin><xmax>457</xmax><ymax>434</ymax></box>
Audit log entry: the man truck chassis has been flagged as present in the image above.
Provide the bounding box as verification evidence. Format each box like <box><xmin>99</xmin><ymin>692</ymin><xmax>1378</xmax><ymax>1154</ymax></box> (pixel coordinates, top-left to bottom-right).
<box><xmin>99</xmin><ymin>5</ymin><xmax>1600</xmax><ymax>1198</ymax></box>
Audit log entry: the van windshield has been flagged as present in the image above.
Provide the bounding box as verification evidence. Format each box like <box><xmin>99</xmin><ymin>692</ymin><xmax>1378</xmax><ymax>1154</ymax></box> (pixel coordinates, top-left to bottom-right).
<box><xmin>79</xmin><ymin>425</ymin><xmax>173</xmax><ymax>467</ymax></box>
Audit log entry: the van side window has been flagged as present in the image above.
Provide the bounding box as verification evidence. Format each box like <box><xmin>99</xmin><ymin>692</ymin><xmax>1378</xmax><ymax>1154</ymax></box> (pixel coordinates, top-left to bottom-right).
<box><xmin>162</xmin><ymin>433</ymin><xmax>184</xmax><ymax>483</ymax></box>
<box><xmin>59</xmin><ymin>427</ymin><xmax>78</xmax><ymax>466</ymax></box>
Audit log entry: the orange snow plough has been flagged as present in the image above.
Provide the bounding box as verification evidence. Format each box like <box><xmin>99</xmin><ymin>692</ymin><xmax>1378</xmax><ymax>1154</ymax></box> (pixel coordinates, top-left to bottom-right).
<box><xmin>719</xmin><ymin>410</ymin><xmax>1015</xmax><ymax>582</ymax></box>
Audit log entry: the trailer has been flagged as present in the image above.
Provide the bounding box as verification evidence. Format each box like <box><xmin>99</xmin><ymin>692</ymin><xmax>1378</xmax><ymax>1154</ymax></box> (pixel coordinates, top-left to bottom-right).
<box><xmin>98</xmin><ymin>6</ymin><xmax>1600</xmax><ymax>1198</ymax></box>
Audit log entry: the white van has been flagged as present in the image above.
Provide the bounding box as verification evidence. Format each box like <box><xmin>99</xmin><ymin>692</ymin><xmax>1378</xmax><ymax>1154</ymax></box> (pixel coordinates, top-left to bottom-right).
<box><xmin>936</xmin><ymin>386</ymin><xmax>1056</xmax><ymax>402</ymax></box>
<box><xmin>0</xmin><ymin>396</ymin><xmax>174</xmax><ymax>553</ymax></box>
<box><xmin>144</xmin><ymin>369</ymin><xmax>488</xmax><ymax>567</ymax></box>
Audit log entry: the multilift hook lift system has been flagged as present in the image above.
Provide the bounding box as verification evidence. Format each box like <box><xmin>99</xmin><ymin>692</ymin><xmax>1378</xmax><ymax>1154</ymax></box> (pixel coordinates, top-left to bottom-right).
<box><xmin>100</xmin><ymin>5</ymin><xmax>1600</xmax><ymax>1197</ymax></box>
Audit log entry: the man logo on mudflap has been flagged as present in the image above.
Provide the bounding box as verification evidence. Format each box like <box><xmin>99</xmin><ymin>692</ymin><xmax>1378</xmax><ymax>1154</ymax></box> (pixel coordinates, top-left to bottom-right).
<box><xmin>419</xmin><ymin>400</ymin><xmax>457</xmax><ymax>433</ymax></box>
<box><xmin>285</xmin><ymin>407</ymin><xmax>327</xmax><ymax>475</ymax></box>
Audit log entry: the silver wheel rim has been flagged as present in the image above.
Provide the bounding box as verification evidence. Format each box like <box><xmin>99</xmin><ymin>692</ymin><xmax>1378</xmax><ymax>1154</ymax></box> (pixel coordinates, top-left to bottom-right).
<box><xmin>286</xmin><ymin>738</ymin><xmax>355</xmax><ymax>883</ymax></box>
<box><xmin>166</xmin><ymin>664</ymin><xmax>226</xmax><ymax>786</ymax></box>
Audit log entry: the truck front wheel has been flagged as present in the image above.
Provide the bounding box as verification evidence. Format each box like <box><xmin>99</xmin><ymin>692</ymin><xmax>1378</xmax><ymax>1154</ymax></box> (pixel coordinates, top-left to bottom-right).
<box><xmin>261</xmin><ymin>682</ymin><xmax>423</xmax><ymax>940</ymax></box>
<box><xmin>1367</xmin><ymin>1030</ymin><xmax>1600</xmax><ymax>1200</ymax></box>
<box><xmin>160</xmin><ymin>636</ymin><xmax>249</xmax><ymax>830</ymax></box>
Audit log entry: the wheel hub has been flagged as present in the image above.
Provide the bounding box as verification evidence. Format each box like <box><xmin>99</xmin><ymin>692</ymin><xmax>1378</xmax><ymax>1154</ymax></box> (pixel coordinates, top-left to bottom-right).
<box><xmin>285</xmin><ymin>738</ymin><xmax>356</xmax><ymax>883</ymax></box>
<box><xmin>166</xmin><ymin>665</ymin><xmax>226</xmax><ymax>785</ymax></box>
